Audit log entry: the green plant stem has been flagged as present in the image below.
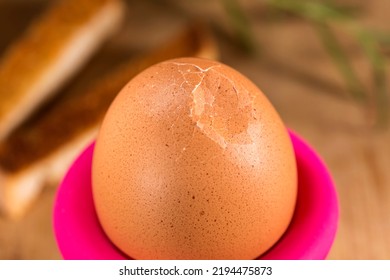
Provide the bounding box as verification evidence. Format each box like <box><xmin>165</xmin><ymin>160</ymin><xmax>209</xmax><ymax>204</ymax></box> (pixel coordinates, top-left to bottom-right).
<box><xmin>266</xmin><ymin>0</ymin><xmax>389</xmax><ymax>125</ymax></box>
<box><xmin>266</xmin><ymin>0</ymin><xmax>366</xmax><ymax>101</ymax></box>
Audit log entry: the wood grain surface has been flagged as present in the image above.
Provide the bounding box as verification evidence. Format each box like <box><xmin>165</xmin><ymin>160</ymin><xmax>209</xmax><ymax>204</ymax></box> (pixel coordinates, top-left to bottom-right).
<box><xmin>0</xmin><ymin>0</ymin><xmax>389</xmax><ymax>259</ymax></box>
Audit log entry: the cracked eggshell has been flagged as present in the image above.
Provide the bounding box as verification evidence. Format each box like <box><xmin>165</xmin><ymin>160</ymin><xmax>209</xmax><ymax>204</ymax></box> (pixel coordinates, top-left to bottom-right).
<box><xmin>92</xmin><ymin>57</ymin><xmax>297</xmax><ymax>260</ymax></box>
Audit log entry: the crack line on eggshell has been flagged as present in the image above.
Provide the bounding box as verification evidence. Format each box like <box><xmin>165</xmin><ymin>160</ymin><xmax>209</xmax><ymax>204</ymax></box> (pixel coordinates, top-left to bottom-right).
<box><xmin>170</xmin><ymin>62</ymin><xmax>222</xmax><ymax>74</ymax></box>
<box><xmin>168</xmin><ymin>61</ymin><xmax>256</xmax><ymax>156</ymax></box>
<box><xmin>169</xmin><ymin>62</ymin><xmax>224</xmax><ymax>153</ymax></box>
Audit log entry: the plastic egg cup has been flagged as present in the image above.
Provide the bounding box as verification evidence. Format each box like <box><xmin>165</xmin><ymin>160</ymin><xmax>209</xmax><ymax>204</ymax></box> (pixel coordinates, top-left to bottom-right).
<box><xmin>53</xmin><ymin>130</ymin><xmax>339</xmax><ymax>260</ymax></box>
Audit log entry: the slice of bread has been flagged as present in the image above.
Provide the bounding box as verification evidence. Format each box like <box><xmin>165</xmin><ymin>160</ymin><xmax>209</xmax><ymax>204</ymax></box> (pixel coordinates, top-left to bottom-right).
<box><xmin>0</xmin><ymin>0</ymin><xmax>126</xmax><ymax>141</ymax></box>
<box><xmin>0</xmin><ymin>24</ymin><xmax>219</xmax><ymax>219</ymax></box>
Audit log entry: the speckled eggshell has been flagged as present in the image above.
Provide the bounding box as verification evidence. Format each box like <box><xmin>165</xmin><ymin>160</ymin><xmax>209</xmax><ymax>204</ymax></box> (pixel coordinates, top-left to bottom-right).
<box><xmin>92</xmin><ymin>57</ymin><xmax>297</xmax><ymax>260</ymax></box>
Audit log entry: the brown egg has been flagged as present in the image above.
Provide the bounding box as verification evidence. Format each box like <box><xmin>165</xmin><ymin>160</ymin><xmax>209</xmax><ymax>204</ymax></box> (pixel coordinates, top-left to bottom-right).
<box><xmin>92</xmin><ymin>57</ymin><xmax>297</xmax><ymax>260</ymax></box>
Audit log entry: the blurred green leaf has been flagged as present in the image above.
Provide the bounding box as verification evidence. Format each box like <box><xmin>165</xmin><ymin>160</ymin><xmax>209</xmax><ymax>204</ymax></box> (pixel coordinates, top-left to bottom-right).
<box><xmin>221</xmin><ymin>0</ymin><xmax>257</xmax><ymax>54</ymax></box>
<box><xmin>315</xmin><ymin>22</ymin><xmax>366</xmax><ymax>102</ymax></box>
<box><xmin>264</xmin><ymin>0</ymin><xmax>368</xmax><ymax>104</ymax></box>
<box><xmin>266</xmin><ymin>0</ymin><xmax>354</xmax><ymax>22</ymax></box>
<box><xmin>371</xmin><ymin>30</ymin><xmax>390</xmax><ymax>50</ymax></box>
<box><xmin>266</xmin><ymin>0</ymin><xmax>388</xmax><ymax>126</ymax></box>
<box><xmin>219</xmin><ymin>0</ymin><xmax>388</xmax><ymax>126</ymax></box>
<box><xmin>352</xmin><ymin>27</ymin><xmax>388</xmax><ymax>125</ymax></box>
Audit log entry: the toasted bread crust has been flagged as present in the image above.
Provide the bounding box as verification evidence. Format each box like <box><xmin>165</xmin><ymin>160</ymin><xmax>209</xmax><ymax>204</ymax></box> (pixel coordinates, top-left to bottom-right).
<box><xmin>0</xmin><ymin>24</ymin><xmax>219</xmax><ymax>219</ymax></box>
<box><xmin>0</xmin><ymin>0</ymin><xmax>125</xmax><ymax>140</ymax></box>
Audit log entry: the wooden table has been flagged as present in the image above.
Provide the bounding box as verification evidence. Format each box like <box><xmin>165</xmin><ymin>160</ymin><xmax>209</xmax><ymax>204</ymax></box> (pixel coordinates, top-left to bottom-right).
<box><xmin>0</xmin><ymin>0</ymin><xmax>389</xmax><ymax>259</ymax></box>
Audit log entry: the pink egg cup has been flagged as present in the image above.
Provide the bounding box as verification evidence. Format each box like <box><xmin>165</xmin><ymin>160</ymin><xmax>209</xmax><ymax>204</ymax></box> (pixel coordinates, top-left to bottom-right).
<box><xmin>53</xmin><ymin>130</ymin><xmax>339</xmax><ymax>260</ymax></box>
